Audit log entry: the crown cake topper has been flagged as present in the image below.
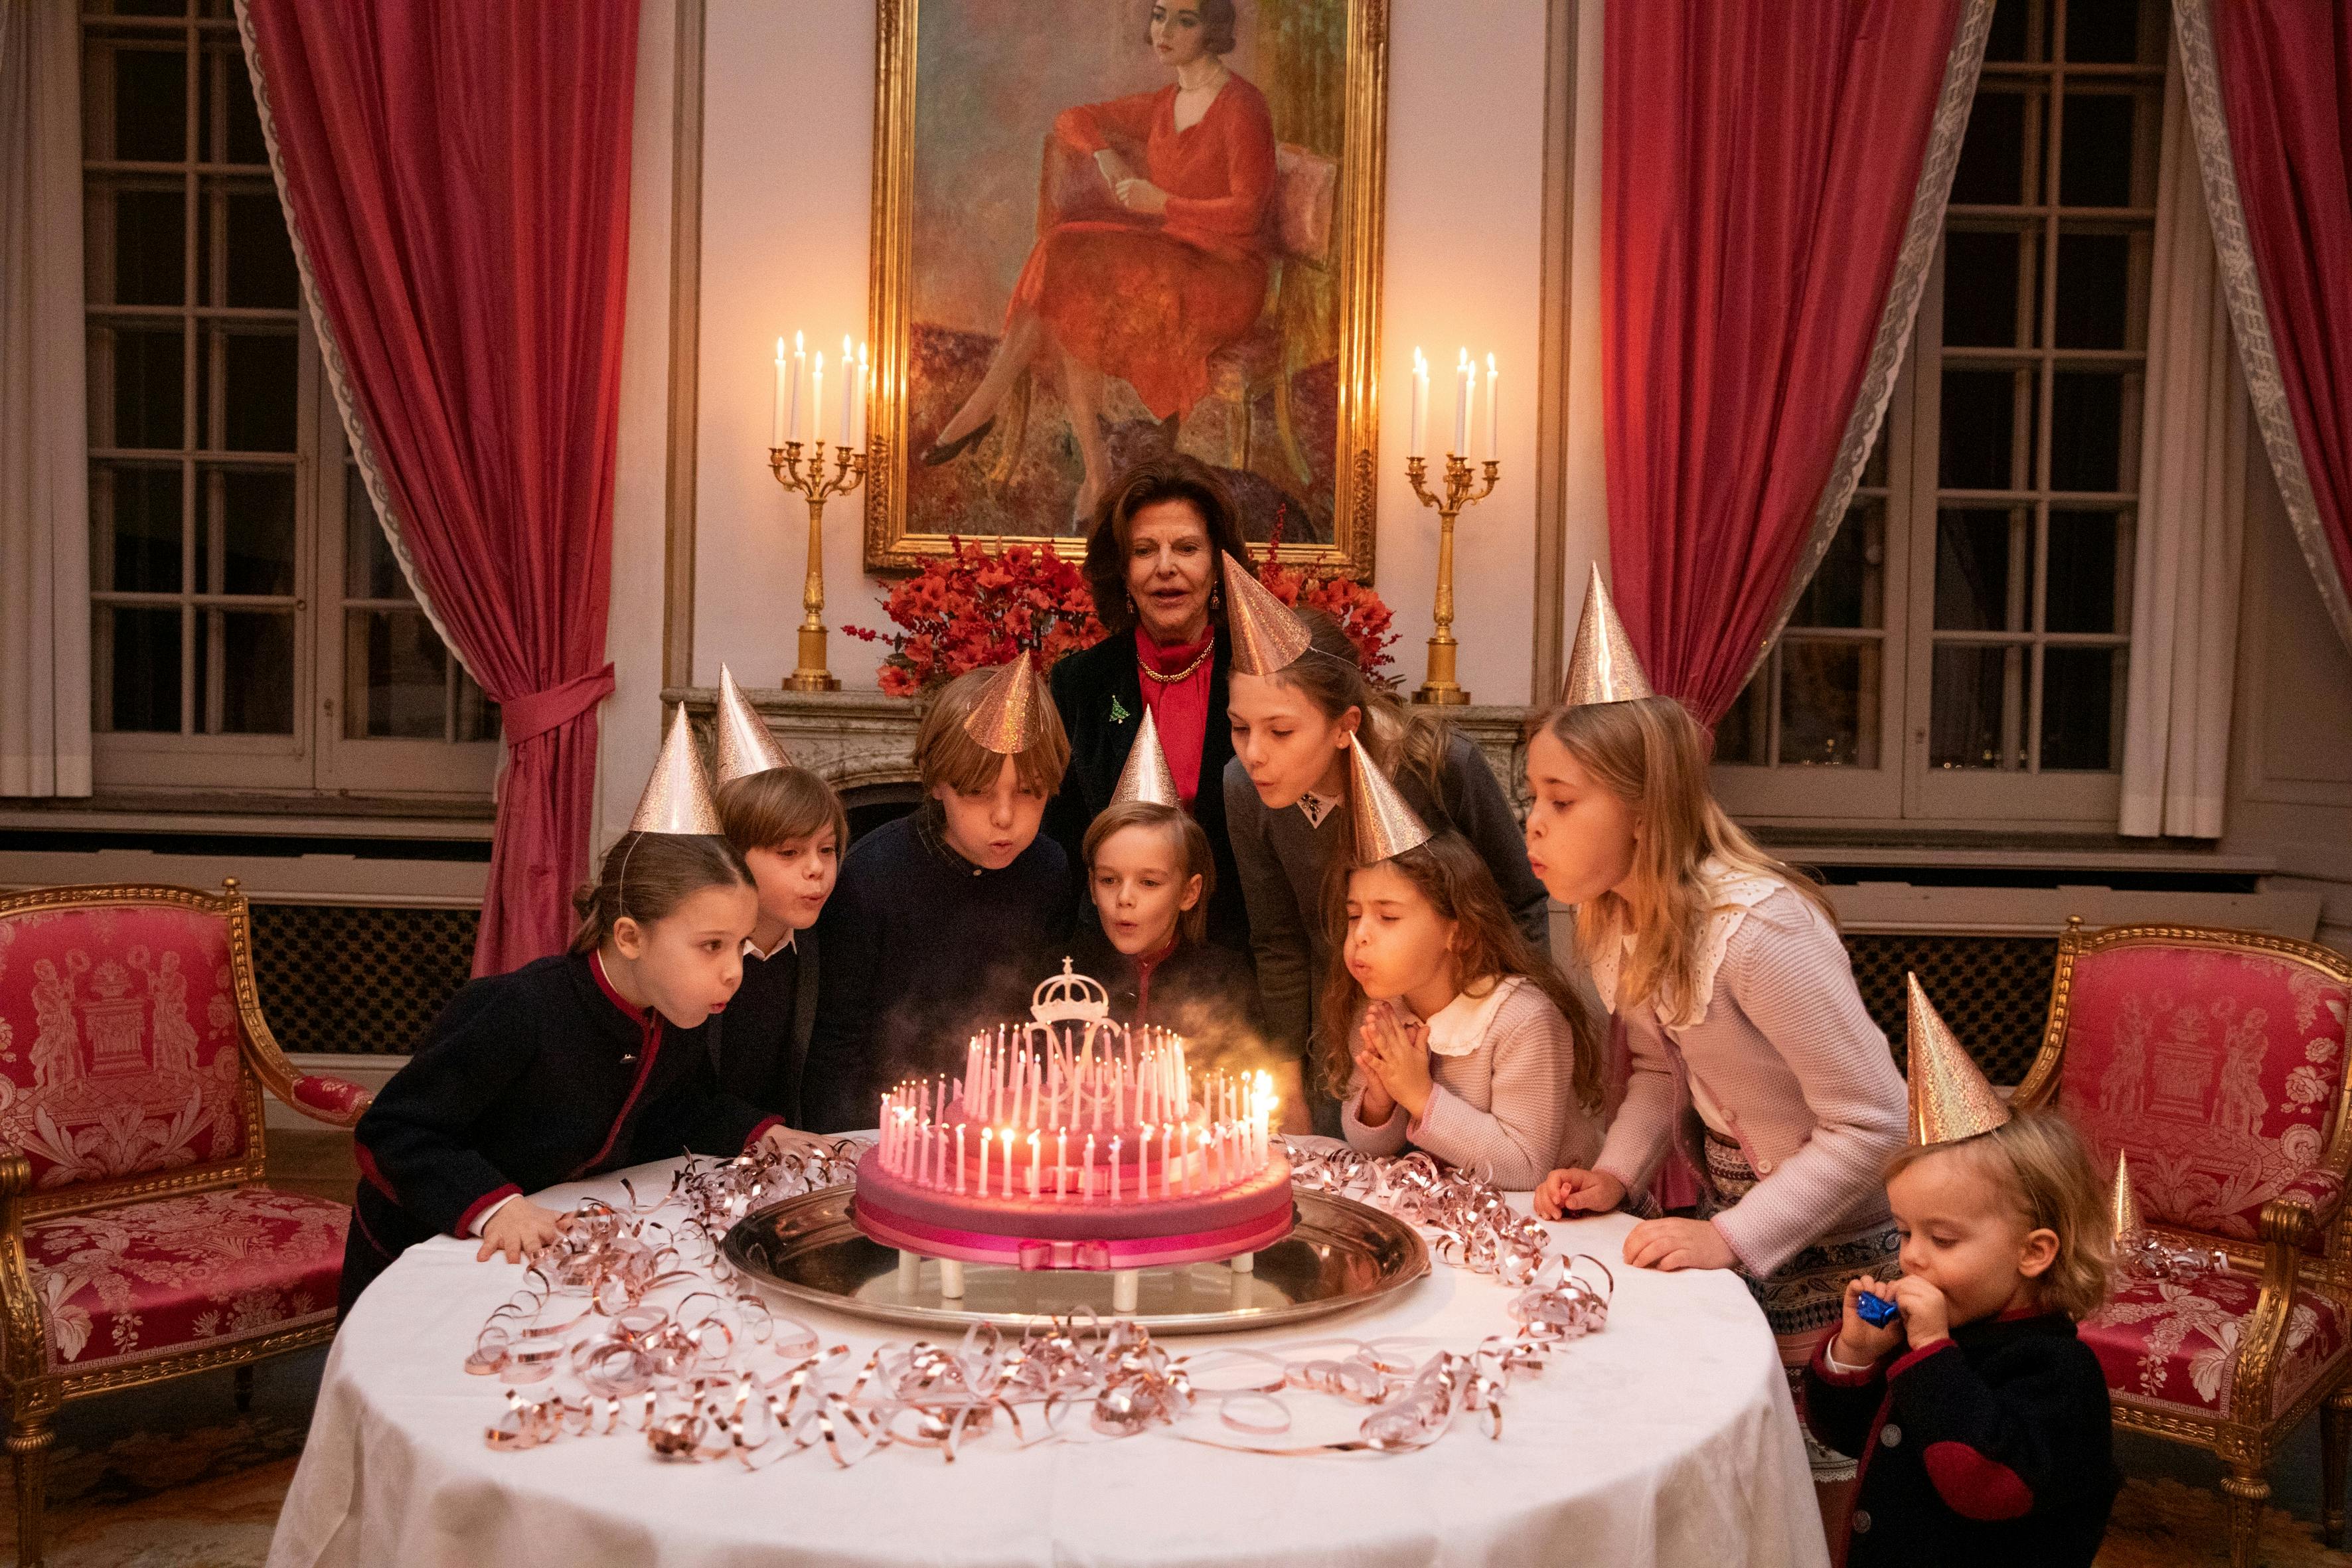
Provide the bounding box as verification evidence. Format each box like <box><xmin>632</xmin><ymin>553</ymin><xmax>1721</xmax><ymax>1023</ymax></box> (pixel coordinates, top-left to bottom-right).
<box><xmin>1348</xmin><ymin>738</ymin><xmax>1433</xmax><ymax>866</ymax></box>
<box><xmin>630</xmin><ymin>704</ymin><xmax>727</xmax><ymax>836</ymax></box>
<box><xmin>1221</xmin><ymin>550</ymin><xmax>1313</xmax><ymax>676</ymax></box>
<box><xmin>1905</xmin><ymin>973</ymin><xmax>2012</xmax><ymax>1147</ymax></box>
<box><xmin>963</xmin><ymin>651</ymin><xmax>1052</xmax><ymax>755</ymax></box>
<box><xmin>1111</xmin><ymin>706</ymin><xmax>1182</xmax><ymax>808</ymax></box>
<box><xmin>1559</xmin><ymin>563</ymin><xmax>1655</xmax><ymax>708</ymax></box>
<box><xmin>1030</xmin><ymin>957</ymin><xmax>1113</xmax><ymax>1024</ymax></box>
<box><xmin>714</xmin><ymin>663</ymin><xmax>794</xmax><ymax>785</ymax></box>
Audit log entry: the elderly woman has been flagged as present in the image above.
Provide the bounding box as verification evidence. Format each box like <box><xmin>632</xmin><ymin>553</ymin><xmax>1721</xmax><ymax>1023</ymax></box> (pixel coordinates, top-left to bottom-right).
<box><xmin>921</xmin><ymin>0</ymin><xmax>1275</xmax><ymax>524</ymax></box>
<box><xmin>1043</xmin><ymin>452</ymin><xmax>1255</xmax><ymax>956</ymax></box>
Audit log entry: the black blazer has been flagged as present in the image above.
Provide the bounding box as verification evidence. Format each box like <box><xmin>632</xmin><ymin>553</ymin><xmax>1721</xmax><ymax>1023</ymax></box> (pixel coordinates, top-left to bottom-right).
<box><xmin>1043</xmin><ymin>630</ymin><xmax>1251</xmax><ymax>955</ymax></box>
<box><xmin>712</xmin><ymin>931</ymin><xmax>819</xmax><ymax>1125</ymax></box>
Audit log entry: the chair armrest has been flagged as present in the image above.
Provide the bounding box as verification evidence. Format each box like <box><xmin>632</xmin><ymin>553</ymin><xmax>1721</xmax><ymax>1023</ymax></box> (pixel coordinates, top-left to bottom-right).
<box><xmin>2274</xmin><ymin>1170</ymin><xmax>2345</xmax><ymax>1233</ymax></box>
<box><xmin>278</xmin><ymin>1072</ymin><xmax>372</xmax><ymax>1129</ymax></box>
<box><xmin>0</xmin><ymin>1152</ymin><xmax>27</xmax><ymax>1237</ymax></box>
<box><xmin>0</xmin><ymin>1152</ymin><xmax>39</xmax><ymax>1387</ymax></box>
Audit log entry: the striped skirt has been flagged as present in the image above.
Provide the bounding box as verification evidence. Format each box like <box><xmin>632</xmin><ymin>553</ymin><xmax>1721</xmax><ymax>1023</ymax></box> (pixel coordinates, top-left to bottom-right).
<box><xmin>1700</xmin><ymin>1131</ymin><xmax>1899</xmax><ymax>1484</ymax></box>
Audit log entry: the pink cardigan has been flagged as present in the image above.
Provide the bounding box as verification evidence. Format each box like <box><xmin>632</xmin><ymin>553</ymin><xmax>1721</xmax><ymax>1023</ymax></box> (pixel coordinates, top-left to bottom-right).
<box><xmin>1590</xmin><ymin>885</ymin><xmax>1906</xmax><ymax>1277</ymax></box>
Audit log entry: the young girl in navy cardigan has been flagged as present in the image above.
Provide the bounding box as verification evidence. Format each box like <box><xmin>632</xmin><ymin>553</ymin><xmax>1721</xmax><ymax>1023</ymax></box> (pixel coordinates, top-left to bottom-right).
<box><xmin>342</xmin><ymin>710</ymin><xmax>799</xmax><ymax>1313</ymax></box>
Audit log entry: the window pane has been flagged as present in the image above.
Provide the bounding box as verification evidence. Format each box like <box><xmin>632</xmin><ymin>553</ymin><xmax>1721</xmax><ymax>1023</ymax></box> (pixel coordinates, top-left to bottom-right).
<box><xmin>88</xmin><ymin>181</ymin><xmax>184</xmax><ymax>307</ymax></box>
<box><xmin>347</xmin><ymin>609</ymin><xmax>448</xmax><ymax>739</ymax></box>
<box><xmin>1936</xmin><ymin>507</ymin><xmax>2033</xmax><ymax>631</ymax></box>
<box><xmin>1930</xmin><ymin>644</ymin><xmax>2024</xmax><ymax>769</ymax></box>
<box><xmin>90</xmin><ymin>322</ymin><xmax>184</xmax><ymax>449</ymax></box>
<box><xmin>2062</xmin><ymin>0</ymin><xmax>2157</xmax><ymax>64</ymax></box>
<box><xmin>455</xmin><ymin>677</ymin><xmax>500</xmax><ymax>744</ymax></box>
<box><xmin>1788</xmin><ymin>500</ymin><xmax>1883</xmax><ymax>629</ymax></box>
<box><xmin>1951</xmin><ymin>90</ymin><xmax>2039</xmax><ymax>206</ymax></box>
<box><xmin>203</xmin><ymin>42</ymin><xmax>269</xmax><ymax>167</ymax></box>
<box><xmin>2050</xmin><ymin>370</ymin><xmax>2133</xmax><ymax>491</ymax></box>
<box><xmin>1859</xmin><ymin>422</ymin><xmax>1891</xmax><ymax>489</ymax></box>
<box><xmin>2040</xmin><ymin>645</ymin><xmax>2122</xmax><ymax>769</ymax></box>
<box><xmin>208</xmin><ymin>327</ymin><xmax>299</xmax><ymax>451</ymax></box>
<box><xmin>200</xmin><ymin>180</ymin><xmax>299</xmax><ymax>309</ymax></box>
<box><xmin>1939</xmin><ymin>368</ymin><xmax>2034</xmax><ymax>491</ymax></box>
<box><xmin>91</xmin><ymin>461</ymin><xmax>183</xmax><ymax>592</ymax></box>
<box><xmin>1942</xmin><ymin>228</ymin><xmax>2038</xmax><ymax>349</ymax></box>
<box><xmin>213</xmin><ymin>611</ymin><xmax>296</xmax><ymax>734</ymax></box>
<box><xmin>201</xmin><ymin>465</ymin><xmax>297</xmax><ymax>595</ymax></box>
<box><xmin>1984</xmin><ymin>0</ymin><xmax>2036</xmax><ymax>62</ymax></box>
<box><xmin>2059</xmin><ymin>93</ymin><xmax>2138</xmax><ymax>207</ymax></box>
<box><xmin>104</xmin><ymin>42</ymin><xmax>187</xmax><ymax>163</ymax></box>
<box><xmin>345</xmin><ymin>464</ymin><xmax>412</xmax><ymax>600</ymax></box>
<box><xmin>1715</xmin><ymin>672</ymin><xmax>1769</xmax><ymax>765</ymax></box>
<box><xmin>1778</xmin><ymin>640</ymin><xmax>1879</xmax><ymax>767</ymax></box>
<box><xmin>2045</xmin><ymin>511</ymin><xmax>2130</xmax><ymax>633</ymax></box>
<box><xmin>2053</xmin><ymin>230</ymin><xmax>2138</xmax><ymax>349</ymax></box>
<box><xmin>102</xmin><ymin>605</ymin><xmax>182</xmax><ymax>732</ymax></box>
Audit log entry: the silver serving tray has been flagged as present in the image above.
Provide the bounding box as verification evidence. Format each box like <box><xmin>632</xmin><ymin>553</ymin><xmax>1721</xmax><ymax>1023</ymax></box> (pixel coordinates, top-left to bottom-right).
<box><xmin>722</xmin><ymin>1187</ymin><xmax>1429</xmax><ymax>1336</ymax></box>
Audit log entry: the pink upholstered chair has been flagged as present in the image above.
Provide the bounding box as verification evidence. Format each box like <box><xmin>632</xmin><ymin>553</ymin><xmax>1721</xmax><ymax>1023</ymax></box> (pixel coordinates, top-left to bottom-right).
<box><xmin>2012</xmin><ymin>917</ymin><xmax>2352</xmax><ymax>1568</ymax></box>
<box><xmin>0</xmin><ymin>879</ymin><xmax>372</xmax><ymax>1567</ymax></box>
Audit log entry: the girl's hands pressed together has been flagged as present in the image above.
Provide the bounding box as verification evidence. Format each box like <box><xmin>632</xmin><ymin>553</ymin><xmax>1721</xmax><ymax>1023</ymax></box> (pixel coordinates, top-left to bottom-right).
<box><xmin>1534</xmin><ymin>1164</ymin><xmax>1626</xmax><ymax>1219</ymax></box>
<box><xmin>1360</xmin><ymin>1000</ymin><xmax>1433</xmax><ymax>1120</ymax></box>
<box><xmin>1353</xmin><ymin>1018</ymin><xmax>1398</xmax><ymax>1129</ymax></box>
<box><xmin>1623</xmin><ymin>1215</ymin><xmax>1738</xmax><ymax>1273</ymax></box>
<box><xmin>477</xmin><ymin>1198</ymin><xmax>566</xmax><ymax>1264</ymax></box>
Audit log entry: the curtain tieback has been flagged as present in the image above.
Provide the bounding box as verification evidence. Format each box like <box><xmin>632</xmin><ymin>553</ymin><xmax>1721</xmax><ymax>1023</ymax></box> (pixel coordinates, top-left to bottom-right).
<box><xmin>500</xmin><ymin>665</ymin><xmax>616</xmax><ymax>746</ymax></box>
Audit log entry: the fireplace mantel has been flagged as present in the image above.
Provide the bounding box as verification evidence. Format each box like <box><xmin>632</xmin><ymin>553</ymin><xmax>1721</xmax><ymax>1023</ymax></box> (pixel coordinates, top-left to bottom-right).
<box><xmin>661</xmin><ymin>686</ymin><xmax>1535</xmax><ymax>814</ymax></box>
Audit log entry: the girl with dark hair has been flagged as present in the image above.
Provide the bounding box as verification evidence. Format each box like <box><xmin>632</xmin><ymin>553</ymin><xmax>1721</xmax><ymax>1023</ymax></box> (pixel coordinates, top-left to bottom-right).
<box><xmin>1044</xmin><ymin>453</ymin><xmax>1255</xmax><ymax>951</ymax></box>
<box><xmin>1221</xmin><ymin>565</ymin><xmax>1548</xmax><ymax>1132</ymax></box>
<box><xmin>341</xmin><ymin>717</ymin><xmax>805</xmax><ymax>1314</ymax></box>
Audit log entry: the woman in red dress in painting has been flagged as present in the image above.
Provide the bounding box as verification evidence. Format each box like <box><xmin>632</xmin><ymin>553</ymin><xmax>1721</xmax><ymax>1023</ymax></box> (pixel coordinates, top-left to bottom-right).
<box><xmin>923</xmin><ymin>0</ymin><xmax>1276</xmax><ymax>522</ymax></box>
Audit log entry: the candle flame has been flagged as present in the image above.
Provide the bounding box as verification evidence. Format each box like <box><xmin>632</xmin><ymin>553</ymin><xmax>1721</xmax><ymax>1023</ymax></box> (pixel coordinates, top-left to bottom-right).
<box><xmin>774</xmin><ymin>335</ymin><xmax>784</xmax><ymax>361</ymax></box>
<box><xmin>1487</xmin><ymin>352</ymin><xmax>1498</xmax><ymax>373</ymax></box>
<box><xmin>814</xmin><ymin>350</ymin><xmax>824</xmax><ymax>372</ymax></box>
<box><xmin>1458</xmin><ymin>347</ymin><xmax>1470</xmax><ymax>370</ymax></box>
<box><xmin>794</xmin><ymin>329</ymin><xmax>803</xmax><ymax>353</ymax></box>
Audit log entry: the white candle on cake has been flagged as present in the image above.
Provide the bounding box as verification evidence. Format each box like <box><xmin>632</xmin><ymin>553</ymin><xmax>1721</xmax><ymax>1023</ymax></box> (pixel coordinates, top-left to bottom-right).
<box><xmin>1057</xmin><ymin>1129</ymin><xmax>1068</xmax><ymax>1197</ymax></box>
<box><xmin>1109</xmin><ymin>1137</ymin><xmax>1122</xmax><ymax>1201</ymax></box>
<box><xmin>1083</xmin><ymin>1135</ymin><xmax>1096</xmax><ymax>1198</ymax></box>
<box><xmin>955</xmin><ymin>1125</ymin><xmax>966</xmax><ymax>1193</ymax></box>
<box><xmin>1028</xmin><ymin>1132</ymin><xmax>1040</xmax><ymax>1198</ymax></box>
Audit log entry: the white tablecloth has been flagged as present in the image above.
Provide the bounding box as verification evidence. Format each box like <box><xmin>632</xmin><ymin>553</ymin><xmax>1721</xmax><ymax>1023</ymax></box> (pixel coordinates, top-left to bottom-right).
<box><xmin>268</xmin><ymin>1156</ymin><xmax>1828</xmax><ymax>1568</ymax></box>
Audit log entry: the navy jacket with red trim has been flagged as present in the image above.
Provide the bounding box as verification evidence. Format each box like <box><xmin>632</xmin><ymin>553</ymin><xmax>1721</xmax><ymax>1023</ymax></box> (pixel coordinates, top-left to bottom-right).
<box><xmin>1803</xmin><ymin>1310</ymin><xmax>2118</xmax><ymax>1567</ymax></box>
<box><xmin>341</xmin><ymin>951</ymin><xmax>775</xmax><ymax>1312</ymax></box>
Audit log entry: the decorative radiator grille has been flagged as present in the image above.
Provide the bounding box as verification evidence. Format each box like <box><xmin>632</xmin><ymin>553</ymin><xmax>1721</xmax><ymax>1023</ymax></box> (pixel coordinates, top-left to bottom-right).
<box><xmin>248</xmin><ymin>903</ymin><xmax>477</xmax><ymax>1056</ymax></box>
<box><xmin>1845</xmin><ymin>933</ymin><xmax>2058</xmax><ymax>1085</ymax></box>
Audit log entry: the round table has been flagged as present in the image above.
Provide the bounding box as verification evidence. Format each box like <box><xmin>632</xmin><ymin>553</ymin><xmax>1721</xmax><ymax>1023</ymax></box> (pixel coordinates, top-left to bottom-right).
<box><xmin>267</xmin><ymin>1156</ymin><xmax>1829</xmax><ymax>1568</ymax></box>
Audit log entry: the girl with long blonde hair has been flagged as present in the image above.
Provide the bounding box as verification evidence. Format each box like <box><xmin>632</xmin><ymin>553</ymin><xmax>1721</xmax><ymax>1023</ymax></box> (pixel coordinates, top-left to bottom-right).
<box><xmin>1524</xmin><ymin>574</ymin><xmax>1907</xmax><ymax>1494</ymax></box>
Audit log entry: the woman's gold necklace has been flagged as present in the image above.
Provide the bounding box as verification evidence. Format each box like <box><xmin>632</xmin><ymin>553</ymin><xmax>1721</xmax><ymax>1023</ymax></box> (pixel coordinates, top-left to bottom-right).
<box><xmin>1138</xmin><ymin>641</ymin><xmax>1214</xmax><ymax>684</ymax></box>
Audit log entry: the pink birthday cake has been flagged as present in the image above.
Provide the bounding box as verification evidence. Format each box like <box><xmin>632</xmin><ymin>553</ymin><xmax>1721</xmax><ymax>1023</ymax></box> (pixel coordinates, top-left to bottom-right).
<box><xmin>852</xmin><ymin>963</ymin><xmax>1295</xmax><ymax>1270</ymax></box>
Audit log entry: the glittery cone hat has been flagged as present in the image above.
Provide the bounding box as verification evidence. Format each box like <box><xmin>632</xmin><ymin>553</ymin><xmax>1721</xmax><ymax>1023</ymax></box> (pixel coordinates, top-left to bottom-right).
<box><xmin>713</xmin><ymin>664</ymin><xmax>793</xmax><ymax>785</ymax></box>
<box><xmin>1559</xmin><ymin>563</ymin><xmax>1655</xmax><ymax>708</ymax></box>
<box><xmin>2112</xmin><ymin>1149</ymin><xmax>2146</xmax><ymax>1247</ymax></box>
<box><xmin>630</xmin><ymin>704</ymin><xmax>727</xmax><ymax>836</ymax></box>
<box><xmin>962</xmin><ymin>651</ymin><xmax>1051</xmax><ymax>754</ymax></box>
<box><xmin>1111</xmin><ymin>706</ymin><xmax>1182</xmax><ymax>808</ymax></box>
<box><xmin>1348</xmin><ymin>738</ymin><xmax>1434</xmax><ymax>866</ymax></box>
<box><xmin>1221</xmin><ymin>551</ymin><xmax>1312</xmax><ymax>676</ymax></box>
<box><xmin>1905</xmin><ymin>972</ymin><xmax>2013</xmax><ymax>1147</ymax></box>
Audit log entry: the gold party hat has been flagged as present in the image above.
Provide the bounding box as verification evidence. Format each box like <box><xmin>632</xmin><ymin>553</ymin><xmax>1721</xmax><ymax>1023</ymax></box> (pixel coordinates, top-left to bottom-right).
<box><xmin>1348</xmin><ymin>738</ymin><xmax>1433</xmax><ymax>865</ymax></box>
<box><xmin>2112</xmin><ymin>1149</ymin><xmax>2145</xmax><ymax>1247</ymax></box>
<box><xmin>1560</xmin><ymin>563</ymin><xmax>1655</xmax><ymax>708</ymax></box>
<box><xmin>630</xmin><ymin>704</ymin><xmax>727</xmax><ymax>835</ymax></box>
<box><xmin>714</xmin><ymin>664</ymin><xmax>793</xmax><ymax>785</ymax></box>
<box><xmin>1111</xmin><ymin>706</ymin><xmax>1182</xmax><ymax>807</ymax></box>
<box><xmin>1222</xmin><ymin>552</ymin><xmax>1312</xmax><ymax>676</ymax></box>
<box><xmin>962</xmin><ymin>651</ymin><xmax>1050</xmax><ymax>754</ymax></box>
<box><xmin>1905</xmin><ymin>973</ymin><xmax>2013</xmax><ymax>1146</ymax></box>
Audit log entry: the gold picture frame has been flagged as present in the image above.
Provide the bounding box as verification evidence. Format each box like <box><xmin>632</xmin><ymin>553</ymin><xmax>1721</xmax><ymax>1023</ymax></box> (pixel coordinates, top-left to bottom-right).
<box><xmin>863</xmin><ymin>0</ymin><xmax>1389</xmax><ymax>577</ymax></box>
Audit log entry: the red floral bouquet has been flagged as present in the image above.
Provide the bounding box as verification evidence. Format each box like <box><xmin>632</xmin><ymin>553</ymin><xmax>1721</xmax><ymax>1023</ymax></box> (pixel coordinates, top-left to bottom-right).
<box><xmin>845</xmin><ymin>537</ymin><xmax>1106</xmax><ymax>698</ymax></box>
<box><xmin>1257</xmin><ymin>508</ymin><xmax>1398</xmax><ymax>686</ymax></box>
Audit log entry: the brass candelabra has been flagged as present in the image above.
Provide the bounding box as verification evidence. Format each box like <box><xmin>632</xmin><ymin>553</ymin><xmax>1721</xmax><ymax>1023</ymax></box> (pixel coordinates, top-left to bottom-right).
<box><xmin>1405</xmin><ymin>453</ymin><xmax>1500</xmax><ymax>705</ymax></box>
<box><xmin>766</xmin><ymin>440</ymin><xmax>866</xmax><ymax>692</ymax></box>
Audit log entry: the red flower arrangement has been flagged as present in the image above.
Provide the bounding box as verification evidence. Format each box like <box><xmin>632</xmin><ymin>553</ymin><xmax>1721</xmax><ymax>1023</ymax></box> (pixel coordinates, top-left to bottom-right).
<box><xmin>844</xmin><ymin>537</ymin><xmax>1105</xmax><ymax>698</ymax></box>
<box><xmin>844</xmin><ymin>510</ymin><xmax>1396</xmax><ymax>696</ymax></box>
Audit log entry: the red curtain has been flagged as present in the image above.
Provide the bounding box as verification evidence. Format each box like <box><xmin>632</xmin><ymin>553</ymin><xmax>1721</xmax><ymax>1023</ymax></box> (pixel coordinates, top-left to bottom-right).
<box><xmin>243</xmin><ymin>2</ymin><xmax>637</xmax><ymax>975</ymax></box>
<box><xmin>2209</xmin><ymin>1</ymin><xmax>2352</xmax><ymax>648</ymax></box>
<box><xmin>1604</xmin><ymin>0</ymin><xmax>1966</xmax><ymax>722</ymax></box>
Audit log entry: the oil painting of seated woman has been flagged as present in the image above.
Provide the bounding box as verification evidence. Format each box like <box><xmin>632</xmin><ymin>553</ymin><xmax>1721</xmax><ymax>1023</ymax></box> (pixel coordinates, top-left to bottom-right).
<box><xmin>874</xmin><ymin>0</ymin><xmax>1383</xmax><ymax>568</ymax></box>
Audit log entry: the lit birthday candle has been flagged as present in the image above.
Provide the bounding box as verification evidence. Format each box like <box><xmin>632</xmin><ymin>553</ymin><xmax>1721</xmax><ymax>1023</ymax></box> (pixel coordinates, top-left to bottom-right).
<box><xmin>1027</xmin><ymin>1131</ymin><xmax>1040</xmax><ymax>1198</ymax></box>
<box><xmin>956</xmin><ymin>1125</ymin><xmax>966</xmax><ymax>1193</ymax></box>
<box><xmin>1057</xmin><ymin>1129</ymin><xmax>1068</xmax><ymax>1197</ymax></box>
<box><xmin>978</xmin><ymin>1125</ymin><xmax>991</xmax><ymax>1195</ymax></box>
<box><xmin>1083</xmin><ymin>1135</ymin><xmax>1096</xmax><ymax>1199</ymax></box>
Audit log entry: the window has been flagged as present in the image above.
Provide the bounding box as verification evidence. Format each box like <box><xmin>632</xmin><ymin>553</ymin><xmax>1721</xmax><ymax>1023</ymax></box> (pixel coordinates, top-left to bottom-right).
<box><xmin>81</xmin><ymin>1</ymin><xmax>495</xmax><ymax>797</ymax></box>
<box><xmin>1715</xmin><ymin>0</ymin><xmax>2165</xmax><ymax>827</ymax></box>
